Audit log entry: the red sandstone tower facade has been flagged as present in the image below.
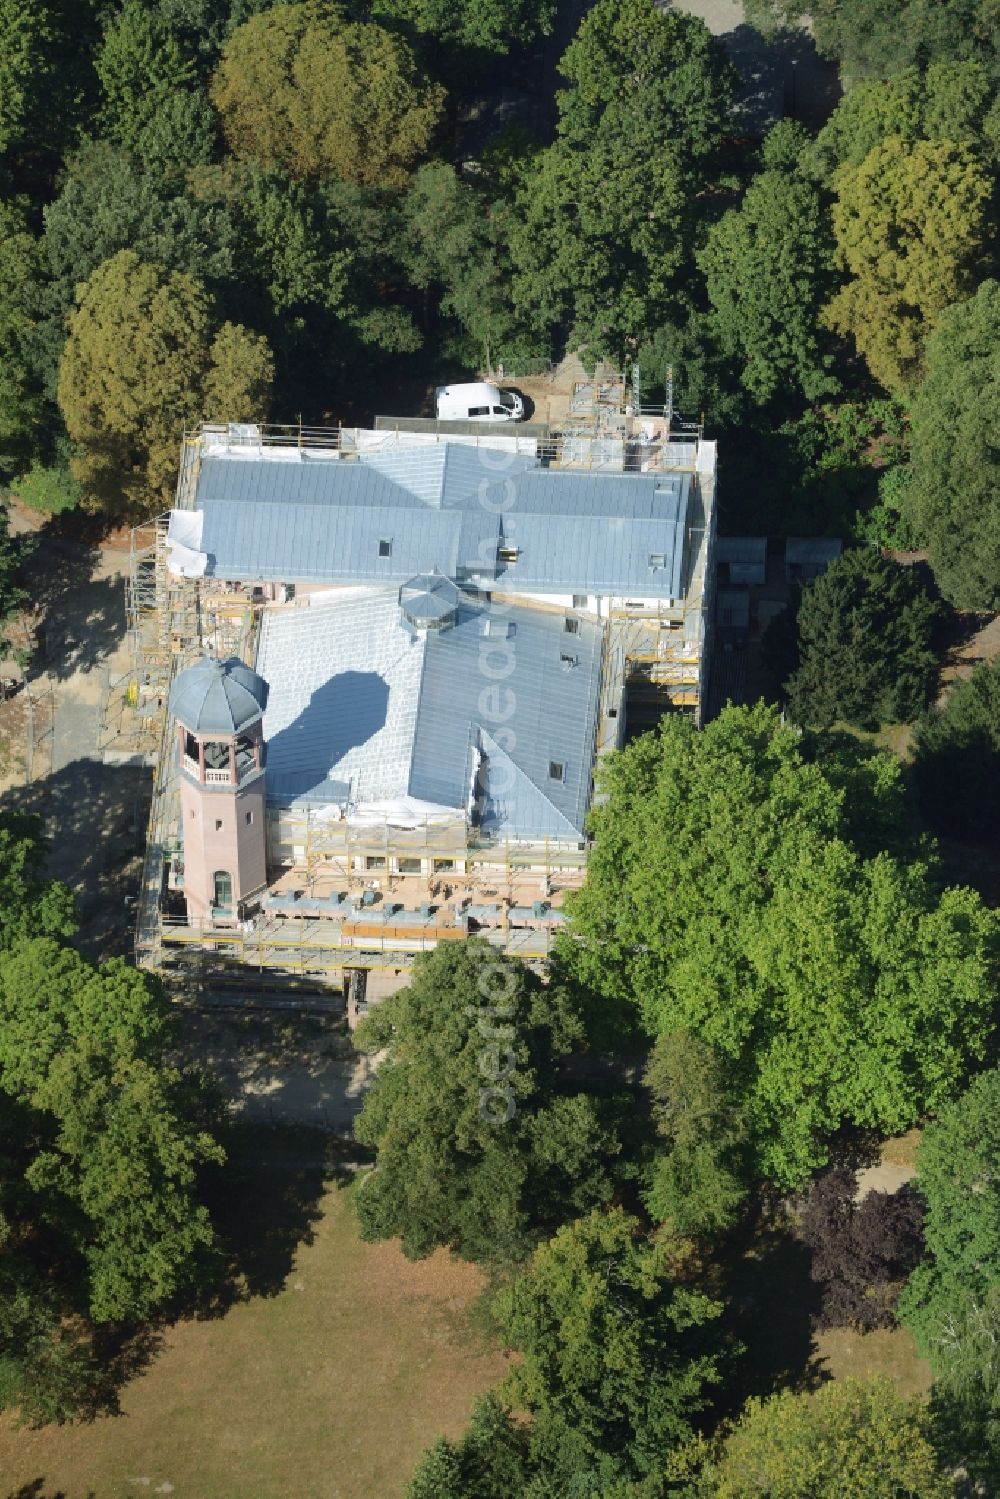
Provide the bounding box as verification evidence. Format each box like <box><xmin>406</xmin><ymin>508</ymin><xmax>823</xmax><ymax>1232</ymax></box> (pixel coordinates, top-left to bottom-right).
<box><xmin>167</xmin><ymin>657</ymin><xmax>269</xmax><ymax>927</ymax></box>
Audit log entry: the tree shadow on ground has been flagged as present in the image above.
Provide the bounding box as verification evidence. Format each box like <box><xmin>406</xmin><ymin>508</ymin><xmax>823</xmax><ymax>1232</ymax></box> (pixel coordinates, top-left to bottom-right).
<box><xmin>714</xmin><ymin>1208</ymin><xmax>829</xmax><ymax>1418</ymax></box>
<box><xmin>933</xmin><ymin>606</ymin><xmax>996</xmax><ymax>670</ymax></box>
<box><xmin>723</xmin><ymin>23</ymin><xmax>842</xmax><ymax>136</ymax></box>
<box><xmin>12</xmin><ymin>520</ymin><xmax>129</xmax><ymax>683</ymax></box>
<box><xmin>195</xmin><ymin>1122</ymin><xmax>366</xmax><ymax>1317</ymax></box>
<box><xmin>35</xmin><ymin>573</ymin><xmax>126</xmax><ymax>685</ymax></box>
<box><xmin>0</xmin><ymin>760</ymin><xmax>150</xmax><ymax>960</ymax></box>
<box><xmin>4</xmin><ymin>1484</ymin><xmax>93</xmax><ymax>1499</ymax></box>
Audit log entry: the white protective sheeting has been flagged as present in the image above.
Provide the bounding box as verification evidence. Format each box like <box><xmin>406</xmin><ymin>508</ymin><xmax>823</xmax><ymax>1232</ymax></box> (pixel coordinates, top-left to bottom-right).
<box><xmin>167</xmin><ymin>509</ymin><xmax>204</xmax><ymax>549</ymax></box>
<box><xmin>349</xmin><ymin>796</ymin><xmax>460</xmax><ymax>828</ymax></box>
<box><xmin>166</xmin><ymin>510</ymin><xmax>208</xmax><ymax>577</ymax></box>
<box><xmin>166</xmin><ymin>541</ymin><xmax>208</xmax><ymax>577</ymax></box>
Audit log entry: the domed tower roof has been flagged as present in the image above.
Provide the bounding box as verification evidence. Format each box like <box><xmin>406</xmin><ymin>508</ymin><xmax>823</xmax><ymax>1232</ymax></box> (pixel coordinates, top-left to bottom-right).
<box><xmin>399</xmin><ymin>570</ymin><xmax>461</xmax><ymax>630</ymax></box>
<box><xmin>168</xmin><ymin>657</ymin><xmax>268</xmax><ymax>735</ymax></box>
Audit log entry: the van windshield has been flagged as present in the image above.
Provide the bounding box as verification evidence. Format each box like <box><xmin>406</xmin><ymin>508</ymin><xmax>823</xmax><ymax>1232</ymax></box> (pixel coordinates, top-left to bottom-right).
<box><xmin>499</xmin><ymin>391</ymin><xmax>516</xmax><ymax>410</ymax></box>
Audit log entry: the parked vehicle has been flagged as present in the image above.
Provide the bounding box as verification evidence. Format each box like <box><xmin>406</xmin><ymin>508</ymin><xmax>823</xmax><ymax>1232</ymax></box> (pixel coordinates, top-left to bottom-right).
<box><xmin>434</xmin><ymin>381</ymin><xmax>524</xmax><ymax>422</ymax></box>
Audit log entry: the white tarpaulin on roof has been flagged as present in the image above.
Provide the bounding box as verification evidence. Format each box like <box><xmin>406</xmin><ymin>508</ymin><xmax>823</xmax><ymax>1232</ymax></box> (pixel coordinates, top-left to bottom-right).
<box><xmin>350</xmin><ymin>796</ymin><xmax>459</xmax><ymax>828</ymax></box>
<box><xmin>167</xmin><ymin>509</ymin><xmax>204</xmax><ymax>549</ymax></box>
<box><xmin>166</xmin><ymin>542</ymin><xmax>208</xmax><ymax>578</ymax></box>
<box><xmin>166</xmin><ymin>509</ymin><xmax>207</xmax><ymax>577</ymax></box>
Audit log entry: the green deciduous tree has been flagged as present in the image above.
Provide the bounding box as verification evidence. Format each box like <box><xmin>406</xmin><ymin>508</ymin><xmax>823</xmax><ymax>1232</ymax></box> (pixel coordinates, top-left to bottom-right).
<box><xmin>0</xmin><ymin>813</ymin><xmax>76</xmax><ymax>950</ymax></box>
<box><xmin>506</xmin><ymin>138</ymin><xmax>690</xmax><ymax>360</ymax></box>
<box><xmin>781</xmin><ymin>548</ymin><xmax>939</xmax><ymax>729</ymax></box>
<box><xmin>900</xmin><ymin>1067</ymin><xmax>1000</xmax><ymax>1364</ymax></box>
<box><xmin>808</xmin><ymin>61</ymin><xmax>998</xmax><ymax>178</ymax></box>
<box><xmin>745</xmin><ymin>0</ymin><xmax>1000</xmax><ymax>82</ymax></box>
<box><xmin>57</xmin><ymin>249</ymin><xmax>273</xmax><ymax>516</ymax></box>
<box><xmin>699</xmin><ymin>124</ymin><xmax>838</xmax><ymax>406</ymax></box>
<box><xmin>0</xmin><ymin>938</ymin><xmax>223</xmax><ymax>1416</ymax></box>
<box><xmin>400</xmin><ymin>164</ymin><xmax>524</xmax><ymax>368</ymax></box>
<box><xmin>406</xmin><ymin>1394</ymin><xmax>532</xmax><ymax>1499</ymax></box>
<box><xmin>929</xmin><ymin>1293</ymin><xmax>1000</xmax><ymax>1493</ymax></box>
<box><xmin>914</xmin><ymin>659</ymin><xmax>1000</xmax><ymax>840</ymax></box>
<box><xmin>227</xmin><ymin>166</ymin><xmax>351</xmax><ymax>320</ymax></box>
<box><xmin>0</xmin><ymin>0</ymin><xmax>97</xmax><ymax>183</ymax></box>
<box><xmin>0</xmin><ymin>503</ymin><xmax>25</xmax><ymax>640</ymax></box>
<box><xmin>29</xmin><ymin>1038</ymin><xmax>222</xmax><ymax>1323</ymax></box>
<box><xmin>0</xmin><ymin>940</ymin><xmax>169</xmax><ymax>1095</ymax></box>
<box><xmin>701</xmin><ymin>1377</ymin><xmax>951</xmax><ymax>1498</ymax></box>
<box><xmin>9</xmin><ymin>464</ymin><xmax>81</xmax><ymax>516</ymax></box>
<box><xmin>493</xmin><ymin>1208</ymin><xmax>722</xmax><ymax>1487</ymax></box>
<box><xmin>39</xmin><ymin>143</ymin><xmax>239</xmax><ymax>398</ymax></box>
<box><xmin>905</xmin><ymin>280</ymin><xmax>1000</xmax><ymax>609</ymax></box>
<box><xmin>507</xmin><ymin>0</ymin><xmax>734</xmax><ymax>357</ymax></box>
<box><xmin>643</xmin><ymin>1031</ymin><xmax>749</xmax><ymax>1240</ymax></box>
<box><xmin>0</xmin><ymin>199</ymin><xmax>47</xmax><ymax>471</ymax></box>
<box><xmin>822</xmin><ymin>137</ymin><xmax>991</xmax><ymax>392</ymax></box>
<box><xmin>211</xmin><ymin>1</ymin><xmax>445</xmax><ymax>187</ymax></box>
<box><xmin>563</xmin><ymin>705</ymin><xmax>996</xmax><ymax>1188</ymax></box>
<box><xmin>352</xmin><ymin>941</ymin><xmax>617</xmax><ymax>1264</ymax></box>
<box><xmin>370</xmin><ymin>0</ymin><xmax>554</xmax><ymax>55</ymax></box>
<box><xmin>202</xmin><ymin>321</ymin><xmax>274</xmax><ymax>422</ymax></box>
<box><xmin>96</xmin><ymin>1</ymin><xmax>217</xmax><ymax>173</ymax></box>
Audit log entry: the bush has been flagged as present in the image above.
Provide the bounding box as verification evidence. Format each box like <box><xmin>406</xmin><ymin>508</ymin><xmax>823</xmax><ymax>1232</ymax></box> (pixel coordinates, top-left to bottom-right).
<box><xmin>855</xmin><ymin>465</ymin><xmax>924</xmax><ymax>551</ymax></box>
<box><xmin>10</xmin><ymin>463</ymin><xmax>82</xmax><ymax>516</ymax></box>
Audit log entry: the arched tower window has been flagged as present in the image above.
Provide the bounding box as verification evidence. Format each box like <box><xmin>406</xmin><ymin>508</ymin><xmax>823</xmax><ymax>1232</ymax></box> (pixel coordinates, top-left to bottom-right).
<box><xmin>213</xmin><ymin>871</ymin><xmax>233</xmax><ymax>909</ymax></box>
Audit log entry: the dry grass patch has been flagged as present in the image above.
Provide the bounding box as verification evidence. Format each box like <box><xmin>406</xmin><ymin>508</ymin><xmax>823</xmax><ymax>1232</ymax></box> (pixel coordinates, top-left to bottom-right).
<box><xmin>0</xmin><ymin>1144</ymin><xmax>508</xmax><ymax>1499</ymax></box>
<box><xmin>814</xmin><ymin>1324</ymin><xmax>931</xmax><ymax>1401</ymax></box>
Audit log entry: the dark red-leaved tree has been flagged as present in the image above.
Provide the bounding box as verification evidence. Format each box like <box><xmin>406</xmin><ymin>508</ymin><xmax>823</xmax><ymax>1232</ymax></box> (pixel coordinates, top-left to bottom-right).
<box><xmin>801</xmin><ymin>1167</ymin><xmax>925</xmax><ymax>1331</ymax></box>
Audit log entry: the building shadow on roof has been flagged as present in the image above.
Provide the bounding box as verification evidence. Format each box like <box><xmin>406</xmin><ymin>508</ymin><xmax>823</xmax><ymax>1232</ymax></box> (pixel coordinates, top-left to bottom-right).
<box><xmin>265</xmin><ymin>671</ymin><xmax>390</xmax><ymax>803</ymax></box>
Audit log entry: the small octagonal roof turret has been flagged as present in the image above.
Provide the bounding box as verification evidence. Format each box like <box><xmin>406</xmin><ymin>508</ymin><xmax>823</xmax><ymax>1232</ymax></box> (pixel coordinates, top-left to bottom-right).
<box><xmin>168</xmin><ymin>657</ymin><xmax>268</xmax><ymax>736</ymax></box>
<box><xmin>399</xmin><ymin>570</ymin><xmax>461</xmax><ymax>631</ymax></box>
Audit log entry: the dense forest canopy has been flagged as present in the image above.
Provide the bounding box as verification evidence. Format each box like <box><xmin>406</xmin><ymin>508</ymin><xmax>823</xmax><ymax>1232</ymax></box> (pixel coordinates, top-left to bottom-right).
<box><xmin>0</xmin><ymin>0</ymin><xmax>991</xmax><ymax>600</ymax></box>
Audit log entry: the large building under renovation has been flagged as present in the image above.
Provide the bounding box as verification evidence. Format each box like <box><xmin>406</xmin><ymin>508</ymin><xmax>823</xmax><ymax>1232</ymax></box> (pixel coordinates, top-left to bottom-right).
<box><xmin>131</xmin><ymin>389</ymin><xmax>717</xmax><ymax>1003</ymax></box>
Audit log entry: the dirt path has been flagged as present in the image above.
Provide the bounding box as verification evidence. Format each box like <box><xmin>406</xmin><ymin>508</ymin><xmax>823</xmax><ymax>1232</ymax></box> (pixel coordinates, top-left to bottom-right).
<box><xmin>0</xmin><ymin>519</ymin><xmax>148</xmax><ymax>957</ymax></box>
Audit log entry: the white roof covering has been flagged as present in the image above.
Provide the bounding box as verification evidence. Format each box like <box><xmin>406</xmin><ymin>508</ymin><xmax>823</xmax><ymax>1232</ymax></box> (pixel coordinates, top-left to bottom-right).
<box><xmin>257</xmin><ymin>592</ymin><xmax>428</xmax><ymax>807</ymax></box>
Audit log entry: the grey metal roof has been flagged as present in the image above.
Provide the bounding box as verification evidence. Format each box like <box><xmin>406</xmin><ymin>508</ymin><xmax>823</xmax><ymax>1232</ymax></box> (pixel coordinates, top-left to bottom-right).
<box><xmin>785</xmin><ymin>537</ymin><xmax>843</xmax><ymax>564</ymax></box>
<box><xmin>191</xmin><ymin>448</ymin><xmax>689</xmax><ymax>599</ymax></box>
<box><xmin>168</xmin><ymin>657</ymin><xmax>268</xmax><ymax>735</ymax></box>
<box><xmin>717</xmin><ymin>536</ymin><xmax>767</xmax><ymax>564</ymax></box>
<box><xmin>411</xmin><ymin>604</ymin><xmax>602</xmax><ymax>840</ymax></box>
<box><xmin>201</xmin><ymin>500</ymin><xmax>463</xmax><ymax>583</ymax></box>
<box><xmin>254</xmin><ymin>589</ymin><xmax>601</xmax><ymax>840</ymax></box>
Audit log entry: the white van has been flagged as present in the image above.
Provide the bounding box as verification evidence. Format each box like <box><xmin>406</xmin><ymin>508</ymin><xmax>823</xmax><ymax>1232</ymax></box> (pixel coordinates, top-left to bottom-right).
<box><xmin>435</xmin><ymin>381</ymin><xmax>524</xmax><ymax>423</ymax></box>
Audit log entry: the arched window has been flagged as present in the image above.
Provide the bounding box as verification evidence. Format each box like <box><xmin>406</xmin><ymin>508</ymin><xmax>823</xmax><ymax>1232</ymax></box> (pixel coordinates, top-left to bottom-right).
<box><xmin>213</xmin><ymin>871</ymin><xmax>233</xmax><ymax>909</ymax></box>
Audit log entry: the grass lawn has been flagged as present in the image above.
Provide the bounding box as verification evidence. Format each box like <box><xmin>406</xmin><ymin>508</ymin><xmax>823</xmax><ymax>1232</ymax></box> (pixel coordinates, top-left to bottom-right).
<box><xmin>0</xmin><ymin>1131</ymin><xmax>508</xmax><ymax>1499</ymax></box>
<box><xmin>814</xmin><ymin>1325</ymin><xmax>931</xmax><ymax>1400</ymax></box>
